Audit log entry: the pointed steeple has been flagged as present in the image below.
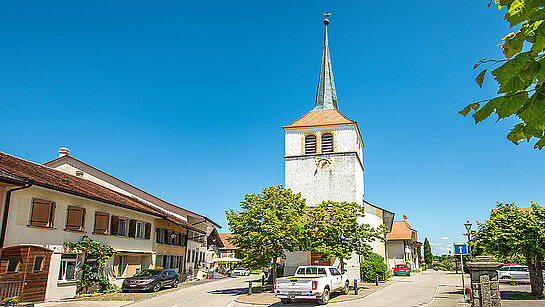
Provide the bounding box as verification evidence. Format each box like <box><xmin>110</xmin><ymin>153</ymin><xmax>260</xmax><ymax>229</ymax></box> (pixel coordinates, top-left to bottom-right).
<box><xmin>314</xmin><ymin>13</ymin><xmax>338</xmax><ymax>111</ymax></box>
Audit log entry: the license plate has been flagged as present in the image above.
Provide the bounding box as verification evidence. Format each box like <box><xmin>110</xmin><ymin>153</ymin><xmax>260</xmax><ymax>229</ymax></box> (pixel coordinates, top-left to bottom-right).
<box><xmin>130</xmin><ymin>285</ymin><xmax>137</xmax><ymax>287</ymax></box>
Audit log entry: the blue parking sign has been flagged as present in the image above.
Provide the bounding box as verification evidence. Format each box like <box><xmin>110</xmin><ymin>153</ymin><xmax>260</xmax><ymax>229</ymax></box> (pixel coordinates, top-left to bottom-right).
<box><xmin>453</xmin><ymin>244</ymin><xmax>468</xmax><ymax>255</ymax></box>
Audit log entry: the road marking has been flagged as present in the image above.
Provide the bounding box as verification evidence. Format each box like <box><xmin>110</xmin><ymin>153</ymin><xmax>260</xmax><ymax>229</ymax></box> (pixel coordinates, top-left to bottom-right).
<box><xmin>421</xmin><ymin>271</ymin><xmax>444</xmax><ymax>306</ymax></box>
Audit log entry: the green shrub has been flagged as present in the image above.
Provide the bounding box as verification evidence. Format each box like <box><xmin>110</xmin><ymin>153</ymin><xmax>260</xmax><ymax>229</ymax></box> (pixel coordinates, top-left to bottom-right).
<box><xmin>361</xmin><ymin>253</ymin><xmax>388</xmax><ymax>282</ymax></box>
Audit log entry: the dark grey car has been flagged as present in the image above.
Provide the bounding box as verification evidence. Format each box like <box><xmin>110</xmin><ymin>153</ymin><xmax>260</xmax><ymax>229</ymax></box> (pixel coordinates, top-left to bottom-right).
<box><xmin>122</xmin><ymin>269</ymin><xmax>180</xmax><ymax>292</ymax></box>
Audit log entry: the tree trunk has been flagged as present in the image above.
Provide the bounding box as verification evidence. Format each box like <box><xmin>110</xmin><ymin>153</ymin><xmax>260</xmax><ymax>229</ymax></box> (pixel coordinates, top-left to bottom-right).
<box><xmin>340</xmin><ymin>257</ymin><xmax>345</xmax><ymax>273</ymax></box>
<box><xmin>526</xmin><ymin>254</ymin><xmax>544</xmax><ymax>298</ymax></box>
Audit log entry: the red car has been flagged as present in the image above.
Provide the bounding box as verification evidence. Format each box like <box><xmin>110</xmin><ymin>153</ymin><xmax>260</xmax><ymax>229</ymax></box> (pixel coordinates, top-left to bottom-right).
<box><xmin>393</xmin><ymin>264</ymin><xmax>411</xmax><ymax>276</ymax></box>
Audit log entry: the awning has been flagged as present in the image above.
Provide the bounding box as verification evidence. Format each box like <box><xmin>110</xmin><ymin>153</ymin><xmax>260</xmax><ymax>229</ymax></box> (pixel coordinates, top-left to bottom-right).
<box><xmin>210</xmin><ymin>257</ymin><xmax>241</xmax><ymax>263</ymax></box>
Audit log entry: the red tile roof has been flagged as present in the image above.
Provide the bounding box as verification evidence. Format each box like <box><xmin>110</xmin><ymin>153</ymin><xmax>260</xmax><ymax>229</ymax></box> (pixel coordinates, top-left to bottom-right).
<box><xmin>218</xmin><ymin>233</ymin><xmax>238</xmax><ymax>250</ymax></box>
<box><xmin>283</xmin><ymin>109</ymin><xmax>355</xmax><ymax>129</ymax></box>
<box><xmin>386</xmin><ymin>221</ymin><xmax>417</xmax><ymax>241</ymax></box>
<box><xmin>0</xmin><ymin>151</ymin><xmax>203</xmax><ymax>233</ymax></box>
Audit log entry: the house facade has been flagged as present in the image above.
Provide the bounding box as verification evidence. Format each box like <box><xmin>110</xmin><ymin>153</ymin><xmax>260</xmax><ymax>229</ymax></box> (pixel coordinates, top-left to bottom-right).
<box><xmin>0</xmin><ymin>151</ymin><xmax>204</xmax><ymax>302</ymax></box>
<box><xmin>386</xmin><ymin>220</ymin><xmax>421</xmax><ymax>270</ymax></box>
<box><xmin>43</xmin><ymin>148</ymin><xmax>218</xmax><ymax>279</ymax></box>
<box><xmin>282</xmin><ymin>17</ymin><xmax>394</xmax><ymax>281</ymax></box>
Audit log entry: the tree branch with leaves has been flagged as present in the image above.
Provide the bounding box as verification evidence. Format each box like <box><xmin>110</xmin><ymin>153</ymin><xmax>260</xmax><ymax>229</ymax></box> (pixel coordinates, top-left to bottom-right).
<box><xmin>460</xmin><ymin>0</ymin><xmax>545</xmax><ymax>149</ymax></box>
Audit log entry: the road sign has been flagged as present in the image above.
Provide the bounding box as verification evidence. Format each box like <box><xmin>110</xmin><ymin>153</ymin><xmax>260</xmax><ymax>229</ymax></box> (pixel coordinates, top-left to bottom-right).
<box><xmin>454</xmin><ymin>244</ymin><xmax>468</xmax><ymax>255</ymax></box>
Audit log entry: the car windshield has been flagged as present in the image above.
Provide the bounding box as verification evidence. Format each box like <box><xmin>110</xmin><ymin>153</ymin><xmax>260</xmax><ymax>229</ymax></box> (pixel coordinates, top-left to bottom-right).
<box><xmin>396</xmin><ymin>265</ymin><xmax>408</xmax><ymax>268</ymax></box>
<box><xmin>134</xmin><ymin>270</ymin><xmax>163</xmax><ymax>277</ymax></box>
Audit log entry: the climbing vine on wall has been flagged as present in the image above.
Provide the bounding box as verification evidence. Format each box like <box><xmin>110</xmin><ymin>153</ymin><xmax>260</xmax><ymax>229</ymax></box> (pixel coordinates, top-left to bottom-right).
<box><xmin>64</xmin><ymin>236</ymin><xmax>119</xmax><ymax>294</ymax></box>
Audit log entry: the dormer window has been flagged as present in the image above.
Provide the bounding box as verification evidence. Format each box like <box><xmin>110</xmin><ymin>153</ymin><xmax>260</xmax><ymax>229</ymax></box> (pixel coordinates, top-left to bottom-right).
<box><xmin>305</xmin><ymin>135</ymin><xmax>317</xmax><ymax>154</ymax></box>
<box><xmin>321</xmin><ymin>133</ymin><xmax>334</xmax><ymax>153</ymax></box>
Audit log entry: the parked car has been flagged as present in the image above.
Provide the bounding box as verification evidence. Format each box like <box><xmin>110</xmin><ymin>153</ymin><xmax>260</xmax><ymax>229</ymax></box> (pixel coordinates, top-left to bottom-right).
<box><xmin>232</xmin><ymin>267</ymin><xmax>251</xmax><ymax>276</ymax></box>
<box><xmin>274</xmin><ymin>266</ymin><xmax>349</xmax><ymax>305</ymax></box>
<box><xmin>497</xmin><ymin>265</ymin><xmax>545</xmax><ymax>281</ymax></box>
<box><xmin>122</xmin><ymin>269</ymin><xmax>179</xmax><ymax>292</ymax></box>
<box><xmin>393</xmin><ymin>264</ymin><xmax>411</xmax><ymax>276</ymax></box>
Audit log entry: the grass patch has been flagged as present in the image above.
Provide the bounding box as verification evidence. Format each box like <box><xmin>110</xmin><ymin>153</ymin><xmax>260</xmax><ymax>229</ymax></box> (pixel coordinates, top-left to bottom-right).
<box><xmin>510</xmin><ymin>293</ymin><xmax>545</xmax><ymax>300</ymax></box>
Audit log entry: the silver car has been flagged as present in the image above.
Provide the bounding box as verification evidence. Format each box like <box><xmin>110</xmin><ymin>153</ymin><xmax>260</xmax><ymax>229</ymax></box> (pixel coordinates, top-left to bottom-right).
<box><xmin>497</xmin><ymin>265</ymin><xmax>545</xmax><ymax>281</ymax></box>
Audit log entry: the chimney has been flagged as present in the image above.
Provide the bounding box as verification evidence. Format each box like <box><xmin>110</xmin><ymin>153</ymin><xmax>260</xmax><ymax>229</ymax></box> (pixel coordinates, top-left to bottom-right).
<box><xmin>58</xmin><ymin>147</ymin><xmax>70</xmax><ymax>158</ymax></box>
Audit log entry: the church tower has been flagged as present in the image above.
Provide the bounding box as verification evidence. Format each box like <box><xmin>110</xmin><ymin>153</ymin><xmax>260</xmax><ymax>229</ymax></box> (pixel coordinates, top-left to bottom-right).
<box><xmin>283</xmin><ymin>15</ymin><xmax>391</xmax><ymax>280</ymax></box>
<box><xmin>283</xmin><ymin>15</ymin><xmax>364</xmax><ymax>208</ymax></box>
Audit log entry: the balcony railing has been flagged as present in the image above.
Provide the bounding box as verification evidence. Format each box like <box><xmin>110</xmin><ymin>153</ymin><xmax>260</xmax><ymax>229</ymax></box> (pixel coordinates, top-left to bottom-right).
<box><xmin>0</xmin><ymin>281</ymin><xmax>22</xmax><ymax>302</ymax></box>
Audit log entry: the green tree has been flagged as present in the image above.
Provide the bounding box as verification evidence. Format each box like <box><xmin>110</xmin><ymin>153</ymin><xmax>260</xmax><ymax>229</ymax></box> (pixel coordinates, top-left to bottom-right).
<box><xmin>423</xmin><ymin>238</ymin><xmax>433</xmax><ymax>268</ymax></box>
<box><xmin>472</xmin><ymin>202</ymin><xmax>545</xmax><ymax>298</ymax></box>
<box><xmin>64</xmin><ymin>236</ymin><xmax>119</xmax><ymax>294</ymax></box>
<box><xmin>305</xmin><ymin>201</ymin><xmax>387</xmax><ymax>272</ymax></box>
<box><xmin>460</xmin><ymin>0</ymin><xmax>545</xmax><ymax>149</ymax></box>
<box><xmin>226</xmin><ymin>185</ymin><xmax>307</xmax><ymax>282</ymax></box>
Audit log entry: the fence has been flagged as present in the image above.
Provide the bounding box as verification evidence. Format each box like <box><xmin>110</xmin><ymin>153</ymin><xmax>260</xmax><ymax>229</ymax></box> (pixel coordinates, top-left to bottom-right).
<box><xmin>0</xmin><ymin>281</ymin><xmax>22</xmax><ymax>302</ymax></box>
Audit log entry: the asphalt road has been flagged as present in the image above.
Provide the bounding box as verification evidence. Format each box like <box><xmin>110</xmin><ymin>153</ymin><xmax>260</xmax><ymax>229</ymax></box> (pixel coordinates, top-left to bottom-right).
<box><xmin>128</xmin><ymin>275</ymin><xmax>256</xmax><ymax>307</ymax></box>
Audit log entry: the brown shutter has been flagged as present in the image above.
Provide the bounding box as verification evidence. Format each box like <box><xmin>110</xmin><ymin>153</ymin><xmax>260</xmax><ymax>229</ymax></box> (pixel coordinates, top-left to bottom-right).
<box><xmin>128</xmin><ymin>219</ymin><xmax>136</xmax><ymax>238</ymax></box>
<box><xmin>110</xmin><ymin>216</ymin><xmax>119</xmax><ymax>236</ymax></box>
<box><xmin>66</xmin><ymin>206</ymin><xmax>84</xmax><ymax>231</ymax></box>
<box><xmin>144</xmin><ymin>223</ymin><xmax>151</xmax><ymax>239</ymax></box>
<box><xmin>30</xmin><ymin>199</ymin><xmax>52</xmax><ymax>227</ymax></box>
<box><xmin>50</xmin><ymin>202</ymin><xmax>56</xmax><ymax>227</ymax></box>
<box><xmin>94</xmin><ymin>212</ymin><xmax>110</xmax><ymax>234</ymax></box>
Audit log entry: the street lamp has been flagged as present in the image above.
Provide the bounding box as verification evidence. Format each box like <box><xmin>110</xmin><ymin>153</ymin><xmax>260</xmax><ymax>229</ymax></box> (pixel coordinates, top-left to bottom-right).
<box><xmin>464</xmin><ymin>221</ymin><xmax>473</xmax><ymax>259</ymax></box>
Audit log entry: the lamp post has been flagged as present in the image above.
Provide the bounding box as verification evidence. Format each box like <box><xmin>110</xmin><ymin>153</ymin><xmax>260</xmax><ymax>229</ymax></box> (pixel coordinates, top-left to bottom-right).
<box><xmin>464</xmin><ymin>221</ymin><xmax>473</xmax><ymax>259</ymax></box>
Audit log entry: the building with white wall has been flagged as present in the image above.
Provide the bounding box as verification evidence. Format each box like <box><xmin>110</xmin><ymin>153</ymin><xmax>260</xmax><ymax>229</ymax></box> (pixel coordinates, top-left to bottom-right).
<box><xmin>283</xmin><ymin>16</ymin><xmax>394</xmax><ymax>281</ymax></box>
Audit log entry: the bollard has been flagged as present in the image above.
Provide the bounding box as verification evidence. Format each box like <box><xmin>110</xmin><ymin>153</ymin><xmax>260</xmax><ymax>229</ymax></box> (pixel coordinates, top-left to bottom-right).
<box><xmin>375</xmin><ymin>273</ymin><xmax>379</xmax><ymax>286</ymax></box>
<box><xmin>262</xmin><ymin>275</ymin><xmax>265</xmax><ymax>287</ymax></box>
<box><xmin>354</xmin><ymin>279</ymin><xmax>358</xmax><ymax>295</ymax></box>
<box><xmin>248</xmin><ymin>281</ymin><xmax>252</xmax><ymax>295</ymax></box>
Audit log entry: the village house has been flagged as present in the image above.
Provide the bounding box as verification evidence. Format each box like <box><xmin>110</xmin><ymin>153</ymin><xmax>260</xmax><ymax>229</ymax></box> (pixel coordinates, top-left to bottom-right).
<box><xmin>385</xmin><ymin>220</ymin><xmax>422</xmax><ymax>270</ymax></box>
<box><xmin>206</xmin><ymin>229</ymin><xmax>239</xmax><ymax>269</ymax></box>
<box><xmin>282</xmin><ymin>17</ymin><xmax>394</xmax><ymax>280</ymax></box>
<box><xmin>0</xmin><ymin>151</ymin><xmax>204</xmax><ymax>302</ymax></box>
<box><xmin>43</xmin><ymin>148</ymin><xmax>218</xmax><ymax>280</ymax></box>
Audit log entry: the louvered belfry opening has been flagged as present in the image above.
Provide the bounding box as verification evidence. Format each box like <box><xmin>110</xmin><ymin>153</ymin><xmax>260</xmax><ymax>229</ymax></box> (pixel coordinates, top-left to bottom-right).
<box><xmin>305</xmin><ymin>135</ymin><xmax>317</xmax><ymax>154</ymax></box>
<box><xmin>321</xmin><ymin>133</ymin><xmax>334</xmax><ymax>153</ymax></box>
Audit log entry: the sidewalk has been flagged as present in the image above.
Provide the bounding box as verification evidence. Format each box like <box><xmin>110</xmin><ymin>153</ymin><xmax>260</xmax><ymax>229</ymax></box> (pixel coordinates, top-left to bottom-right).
<box><xmin>428</xmin><ymin>271</ymin><xmax>470</xmax><ymax>306</ymax></box>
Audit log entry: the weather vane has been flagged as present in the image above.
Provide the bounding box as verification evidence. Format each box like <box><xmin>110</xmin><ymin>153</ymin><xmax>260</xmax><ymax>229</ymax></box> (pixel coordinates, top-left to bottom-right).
<box><xmin>323</xmin><ymin>12</ymin><xmax>331</xmax><ymax>25</ymax></box>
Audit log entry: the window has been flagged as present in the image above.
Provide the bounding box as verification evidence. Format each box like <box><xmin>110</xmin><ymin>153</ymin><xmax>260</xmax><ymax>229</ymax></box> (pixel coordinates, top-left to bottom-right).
<box><xmin>305</xmin><ymin>135</ymin><xmax>317</xmax><ymax>154</ymax></box>
<box><xmin>329</xmin><ymin>268</ymin><xmax>341</xmax><ymax>276</ymax></box>
<box><xmin>58</xmin><ymin>254</ymin><xmax>77</xmax><ymax>281</ymax></box>
<box><xmin>29</xmin><ymin>199</ymin><xmax>55</xmax><ymax>228</ymax></box>
<box><xmin>170</xmin><ymin>255</ymin><xmax>175</xmax><ymax>268</ymax></box>
<box><xmin>321</xmin><ymin>133</ymin><xmax>334</xmax><ymax>153</ymax></box>
<box><xmin>7</xmin><ymin>256</ymin><xmax>19</xmax><ymax>273</ymax></box>
<box><xmin>117</xmin><ymin>219</ymin><xmax>127</xmax><ymax>236</ymax></box>
<box><xmin>318</xmin><ymin>268</ymin><xmax>326</xmax><ymax>275</ymax></box>
<box><xmin>135</xmin><ymin>222</ymin><xmax>143</xmax><ymax>239</ymax></box>
<box><xmin>33</xmin><ymin>256</ymin><xmax>44</xmax><ymax>272</ymax></box>
<box><xmin>156</xmin><ymin>228</ymin><xmax>164</xmax><ymax>243</ymax></box>
<box><xmin>65</xmin><ymin>206</ymin><xmax>85</xmax><ymax>232</ymax></box>
<box><xmin>94</xmin><ymin>212</ymin><xmax>109</xmax><ymax>234</ymax></box>
<box><xmin>117</xmin><ymin>255</ymin><xmax>127</xmax><ymax>277</ymax></box>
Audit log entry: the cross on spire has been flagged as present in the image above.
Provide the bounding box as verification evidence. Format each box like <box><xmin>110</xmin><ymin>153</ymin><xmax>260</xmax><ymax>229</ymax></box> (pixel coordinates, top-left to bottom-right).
<box><xmin>314</xmin><ymin>13</ymin><xmax>338</xmax><ymax>111</ymax></box>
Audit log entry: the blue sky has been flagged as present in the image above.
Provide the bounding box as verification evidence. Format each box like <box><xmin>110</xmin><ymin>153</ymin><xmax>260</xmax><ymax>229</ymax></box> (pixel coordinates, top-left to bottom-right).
<box><xmin>2</xmin><ymin>1</ymin><xmax>544</xmax><ymax>255</ymax></box>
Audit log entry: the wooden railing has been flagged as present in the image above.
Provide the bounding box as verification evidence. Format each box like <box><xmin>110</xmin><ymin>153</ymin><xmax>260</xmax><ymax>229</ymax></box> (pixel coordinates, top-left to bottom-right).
<box><xmin>0</xmin><ymin>281</ymin><xmax>22</xmax><ymax>302</ymax></box>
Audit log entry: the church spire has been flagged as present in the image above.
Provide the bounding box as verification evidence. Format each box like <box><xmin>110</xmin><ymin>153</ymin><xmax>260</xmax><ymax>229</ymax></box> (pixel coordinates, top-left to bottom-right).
<box><xmin>314</xmin><ymin>13</ymin><xmax>338</xmax><ymax>111</ymax></box>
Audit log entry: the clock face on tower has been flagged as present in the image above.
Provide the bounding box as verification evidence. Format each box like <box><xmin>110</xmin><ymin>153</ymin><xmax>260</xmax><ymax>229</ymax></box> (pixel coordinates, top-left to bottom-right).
<box><xmin>316</xmin><ymin>158</ymin><xmax>332</xmax><ymax>170</ymax></box>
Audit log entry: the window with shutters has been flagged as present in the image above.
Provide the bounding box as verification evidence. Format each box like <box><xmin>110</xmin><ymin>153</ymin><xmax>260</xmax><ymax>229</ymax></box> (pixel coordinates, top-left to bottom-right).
<box><xmin>29</xmin><ymin>198</ymin><xmax>55</xmax><ymax>228</ymax></box>
<box><xmin>156</xmin><ymin>228</ymin><xmax>164</xmax><ymax>243</ymax></box>
<box><xmin>7</xmin><ymin>256</ymin><xmax>19</xmax><ymax>273</ymax></box>
<box><xmin>65</xmin><ymin>206</ymin><xmax>85</xmax><ymax>232</ymax></box>
<box><xmin>135</xmin><ymin>222</ymin><xmax>143</xmax><ymax>239</ymax></box>
<box><xmin>94</xmin><ymin>212</ymin><xmax>109</xmax><ymax>235</ymax></box>
<box><xmin>117</xmin><ymin>218</ymin><xmax>127</xmax><ymax>237</ymax></box>
<box><xmin>34</xmin><ymin>256</ymin><xmax>44</xmax><ymax>272</ymax></box>
<box><xmin>305</xmin><ymin>134</ymin><xmax>317</xmax><ymax>154</ymax></box>
<box><xmin>321</xmin><ymin>133</ymin><xmax>334</xmax><ymax>153</ymax></box>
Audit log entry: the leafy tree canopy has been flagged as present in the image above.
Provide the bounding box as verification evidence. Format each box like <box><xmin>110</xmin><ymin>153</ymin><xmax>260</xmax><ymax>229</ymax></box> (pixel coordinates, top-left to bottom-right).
<box><xmin>461</xmin><ymin>0</ymin><xmax>545</xmax><ymax>149</ymax></box>
<box><xmin>305</xmin><ymin>201</ymin><xmax>387</xmax><ymax>272</ymax></box>
<box><xmin>226</xmin><ymin>185</ymin><xmax>307</xmax><ymax>280</ymax></box>
<box><xmin>472</xmin><ymin>202</ymin><xmax>545</xmax><ymax>297</ymax></box>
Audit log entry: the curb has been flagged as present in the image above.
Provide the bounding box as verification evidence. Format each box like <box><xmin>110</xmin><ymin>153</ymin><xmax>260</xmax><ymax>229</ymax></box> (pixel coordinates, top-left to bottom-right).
<box><xmin>234</xmin><ymin>280</ymin><xmax>398</xmax><ymax>306</ymax></box>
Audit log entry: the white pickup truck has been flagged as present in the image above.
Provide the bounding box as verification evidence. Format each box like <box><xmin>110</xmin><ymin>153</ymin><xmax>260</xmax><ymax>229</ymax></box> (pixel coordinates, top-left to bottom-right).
<box><xmin>274</xmin><ymin>266</ymin><xmax>349</xmax><ymax>305</ymax></box>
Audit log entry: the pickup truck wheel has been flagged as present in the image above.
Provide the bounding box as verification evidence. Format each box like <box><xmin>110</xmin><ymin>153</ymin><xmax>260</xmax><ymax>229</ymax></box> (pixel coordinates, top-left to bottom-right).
<box><xmin>280</xmin><ymin>298</ymin><xmax>292</xmax><ymax>304</ymax></box>
<box><xmin>318</xmin><ymin>287</ymin><xmax>330</xmax><ymax>305</ymax></box>
<box><xmin>342</xmin><ymin>281</ymin><xmax>349</xmax><ymax>294</ymax></box>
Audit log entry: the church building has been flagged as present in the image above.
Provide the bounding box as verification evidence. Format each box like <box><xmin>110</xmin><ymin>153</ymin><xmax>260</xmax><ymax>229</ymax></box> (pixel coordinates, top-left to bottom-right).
<box><xmin>282</xmin><ymin>15</ymin><xmax>394</xmax><ymax>280</ymax></box>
